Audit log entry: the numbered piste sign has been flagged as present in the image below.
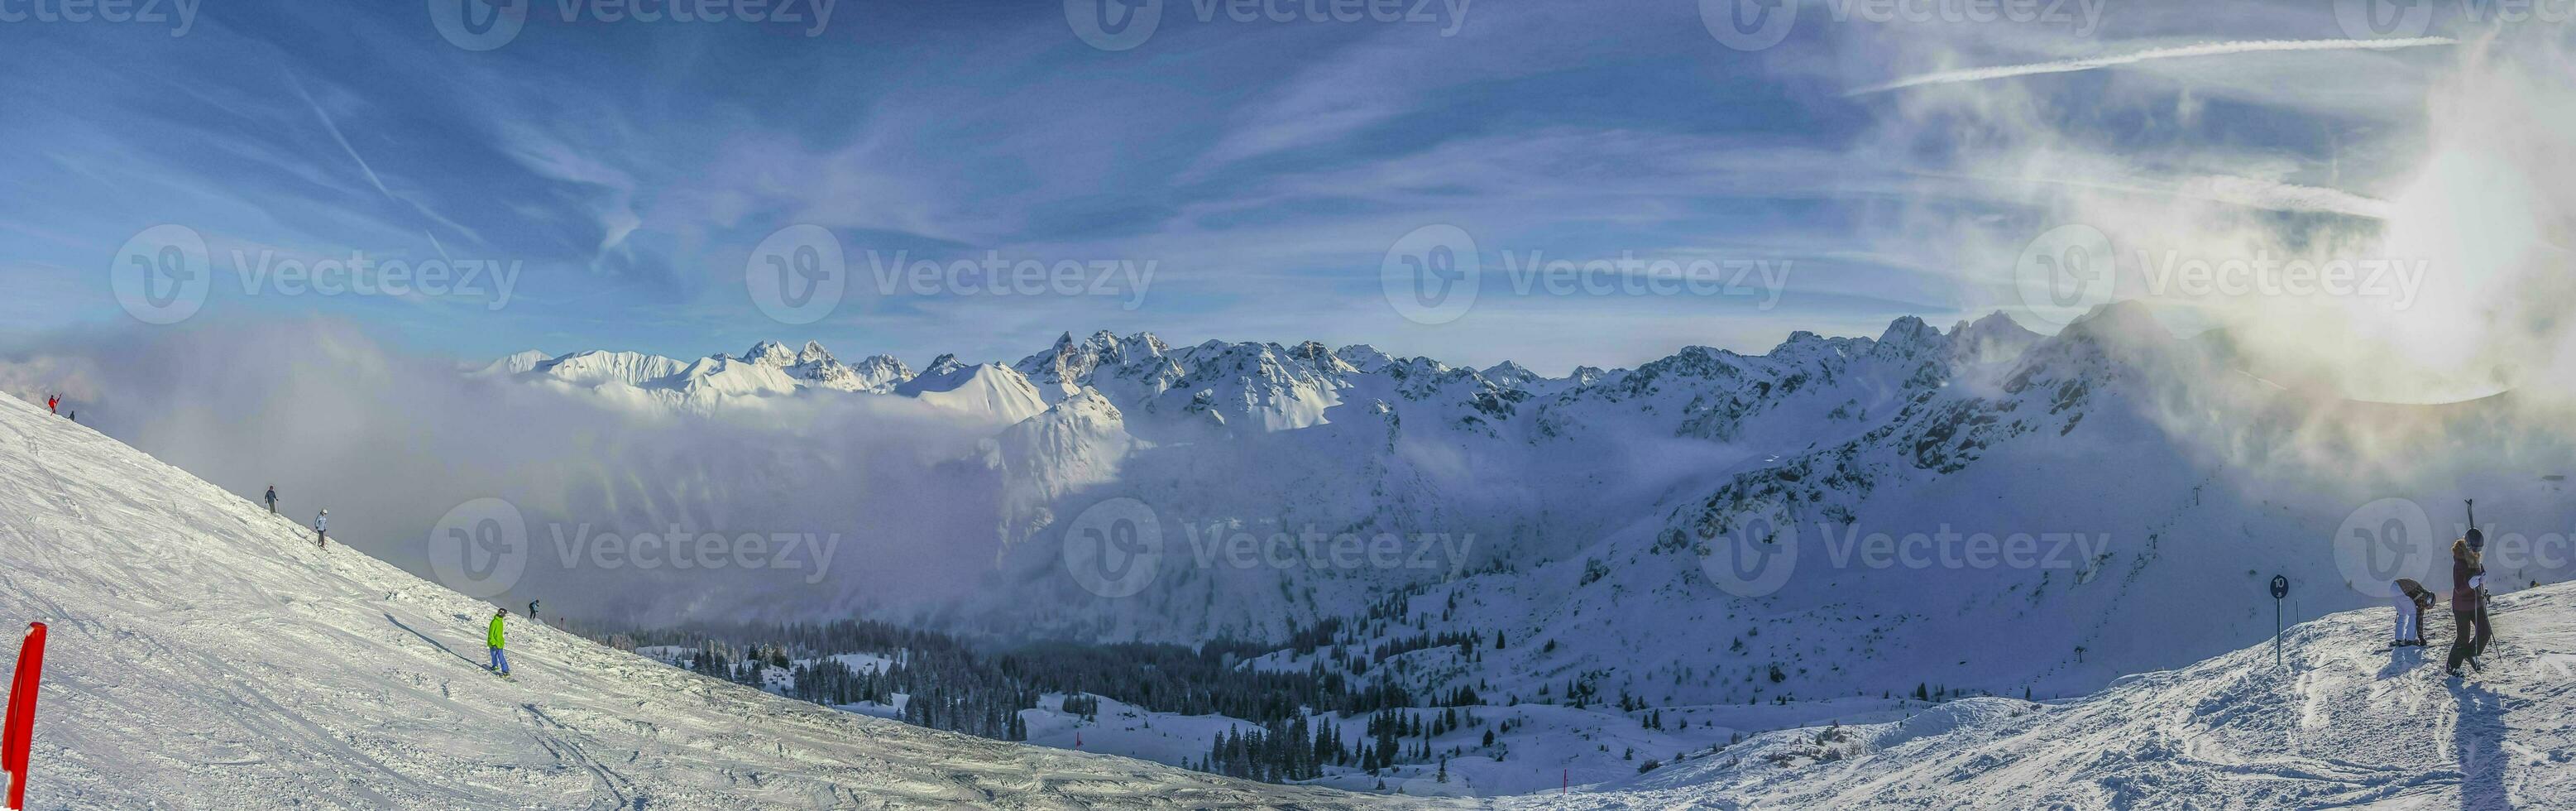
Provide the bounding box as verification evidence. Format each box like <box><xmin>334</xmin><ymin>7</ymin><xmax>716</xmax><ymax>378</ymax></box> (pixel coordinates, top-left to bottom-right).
<box><xmin>2270</xmin><ymin>575</ymin><xmax>2289</xmax><ymax>600</ymax></box>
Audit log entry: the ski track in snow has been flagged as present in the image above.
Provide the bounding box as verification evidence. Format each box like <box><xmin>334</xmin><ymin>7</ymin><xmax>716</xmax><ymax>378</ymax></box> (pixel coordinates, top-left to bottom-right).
<box><xmin>1499</xmin><ymin>583</ymin><xmax>2576</xmax><ymax>810</ymax></box>
<box><xmin>0</xmin><ymin>397</ymin><xmax>1412</xmax><ymax>809</ymax></box>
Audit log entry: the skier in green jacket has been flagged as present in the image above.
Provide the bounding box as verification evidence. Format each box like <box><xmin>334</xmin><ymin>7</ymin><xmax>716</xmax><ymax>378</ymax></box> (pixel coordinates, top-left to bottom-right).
<box><xmin>486</xmin><ymin>608</ymin><xmax>510</xmax><ymax>675</ymax></box>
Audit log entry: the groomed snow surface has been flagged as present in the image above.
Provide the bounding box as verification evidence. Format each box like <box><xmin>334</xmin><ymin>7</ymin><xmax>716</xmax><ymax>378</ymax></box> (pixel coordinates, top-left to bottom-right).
<box><xmin>0</xmin><ymin>396</ymin><xmax>1391</xmax><ymax>809</ymax></box>
<box><xmin>1503</xmin><ymin>588</ymin><xmax>2576</xmax><ymax>810</ymax></box>
<box><xmin>2</xmin><ymin>391</ymin><xmax>2570</xmax><ymax>809</ymax></box>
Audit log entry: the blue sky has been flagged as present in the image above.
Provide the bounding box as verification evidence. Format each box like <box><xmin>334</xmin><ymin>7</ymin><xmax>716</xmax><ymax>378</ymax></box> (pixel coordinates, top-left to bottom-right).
<box><xmin>0</xmin><ymin>0</ymin><xmax>2465</xmax><ymax>372</ymax></box>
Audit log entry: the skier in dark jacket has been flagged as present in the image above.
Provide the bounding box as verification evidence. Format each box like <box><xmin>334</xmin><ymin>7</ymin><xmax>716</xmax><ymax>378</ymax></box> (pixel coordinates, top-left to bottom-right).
<box><xmin>2445</xmin><ymin>538</ymin><xmax>2492</xmax><ymax>675</ymax></box>
<box><xmin>264</xmin><ymin>485</ymin><xmax>279</xmax><ymax>514</ymax></box>
<box><xmin>2467</xmin><ymin>527</ymin><xmax>2493</xmax><ymax>658</ymax></box>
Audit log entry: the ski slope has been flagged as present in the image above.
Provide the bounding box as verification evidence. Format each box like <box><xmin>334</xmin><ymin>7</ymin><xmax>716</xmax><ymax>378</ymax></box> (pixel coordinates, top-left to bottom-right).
<box><xmin>0</xmin><ymin>396</ymin><xmax>1392</xmax><ymax>809</ymax></box>
<box><xmin>1507</xmin><ymin>582</ymin><xmax>2576</xmax><ymax>810</ymax></box>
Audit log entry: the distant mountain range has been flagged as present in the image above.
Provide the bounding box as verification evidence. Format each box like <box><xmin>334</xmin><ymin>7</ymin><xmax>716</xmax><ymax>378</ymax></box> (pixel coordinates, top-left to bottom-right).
<box><xmin>474</xmin><ymin>303</ymin><xmax>2576</xmax><ymax>706</ymax></box>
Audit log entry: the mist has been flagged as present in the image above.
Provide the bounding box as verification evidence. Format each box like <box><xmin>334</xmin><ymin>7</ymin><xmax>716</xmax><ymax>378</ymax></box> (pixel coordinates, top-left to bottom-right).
<box><xmin>0</xmin><ymin>319</ymin><xmax>1012</xmax><ymax>627</ymax></box>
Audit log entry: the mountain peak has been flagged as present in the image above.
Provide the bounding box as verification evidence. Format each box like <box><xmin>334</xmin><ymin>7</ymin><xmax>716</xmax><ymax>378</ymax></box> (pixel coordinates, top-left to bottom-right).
<box><xmin>741</xmin><ymin>340</ymin><xmax>796</xmax><ymax>366</ymax></box>
<box><xmin>1482</xmin><ymin>361</ymin><xmax>1540</xmax><ymax>387</ymax></box>
<box><xmin>920</xmin><ymin>353</ymin><xmax>969</xmax><ymax>377</ymax></box>
<box><xmin>797</xmin><ymin>341</ymin><xmax>836</xmax><ymax>365</ymax></box>
<box><xmin>1876</xmin><ymin>315</ymin><xmax>1941</xmax><ymax>347</ymax></box>
<box><xmin>1333</xmin><ymin>344</ymin><xmax>1394</xmax><ymax>373</ymax></box>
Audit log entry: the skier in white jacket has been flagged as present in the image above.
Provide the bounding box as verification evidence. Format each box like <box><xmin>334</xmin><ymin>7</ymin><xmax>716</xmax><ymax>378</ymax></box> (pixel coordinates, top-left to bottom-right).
<box><xmin>314</xmin><ymin>509</ymin><xmax>329</xmax><ymax>549</ymax></box>
<box><xmin>2391</xmin><ymin>578</ymin><xmax>2434</xmax><ymax>647</ymax></box>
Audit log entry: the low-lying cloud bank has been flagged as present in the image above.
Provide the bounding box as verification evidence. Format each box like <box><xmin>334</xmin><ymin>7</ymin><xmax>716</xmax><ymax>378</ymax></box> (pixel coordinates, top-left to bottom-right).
<box><xmin>0</xmin><ymin>319</ymin><xmax>1008</xmax><ymax>626</ymax></box>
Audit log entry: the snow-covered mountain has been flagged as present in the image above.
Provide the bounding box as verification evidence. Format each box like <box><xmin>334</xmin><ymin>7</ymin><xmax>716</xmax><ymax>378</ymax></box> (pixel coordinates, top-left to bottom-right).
<box><xmin>0</xmin><ymin>392</ymin><xmax>1384</xmax><ymax>809</ymax></box>
<box><xmin>476</xmin><ymin>341</ymin><xmax>925</xmax><ymax>415</ymax></box>
<box><xmin>471</xmin><ymin>308</ymin><xmax>2576</xmax><ymax>713</ymax></box>
<box><xmin>895</xmin><ymin>353</ymin><xmax>1051</xmax><ymax>425</ymax></box>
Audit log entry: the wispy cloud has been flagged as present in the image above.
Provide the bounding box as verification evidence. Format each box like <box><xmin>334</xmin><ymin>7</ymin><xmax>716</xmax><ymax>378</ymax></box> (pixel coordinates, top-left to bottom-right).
<box><xmin>1850</xmin><ymin>37</ymin><xmax>2458</xmax><ymax>95</ymax></box>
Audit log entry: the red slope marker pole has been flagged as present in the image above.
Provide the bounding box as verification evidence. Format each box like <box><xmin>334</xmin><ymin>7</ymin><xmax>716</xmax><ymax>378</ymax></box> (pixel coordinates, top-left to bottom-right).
<box><xmin>2</xmin><ymin>622</ymin><xmax>47</xmax><ymax>809</ymax></box>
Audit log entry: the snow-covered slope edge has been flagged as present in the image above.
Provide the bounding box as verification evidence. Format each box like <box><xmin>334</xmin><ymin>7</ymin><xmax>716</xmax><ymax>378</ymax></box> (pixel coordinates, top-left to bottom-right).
<box><xmin>0</xmin><ymin>396</ymin><xmax>1396</xmax><ymax>809</ymax></box>
<box><xmin>1514</xmin><ymin>583</ymin><xmax>2576</xmax><ymax>810</ymax></box>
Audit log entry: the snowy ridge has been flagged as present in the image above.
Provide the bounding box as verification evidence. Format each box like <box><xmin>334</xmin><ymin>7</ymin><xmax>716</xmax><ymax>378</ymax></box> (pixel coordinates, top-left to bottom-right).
<box><xmin>0</xmin><ymin>396</ymin><xmax>1389</xmax><ymax>809</ymax></box>
<box><xmin>1508</xmin><ymin>583</ymin><xmax>2576</xmax><ymax>809</ymax></box>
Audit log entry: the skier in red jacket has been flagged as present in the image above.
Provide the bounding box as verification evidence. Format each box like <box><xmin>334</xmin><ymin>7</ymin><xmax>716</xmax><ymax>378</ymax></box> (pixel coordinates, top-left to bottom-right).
<box><xmin>45</xmin><ymin>395</ymin><xmax>57</xmax><ymax>415</ymax></box>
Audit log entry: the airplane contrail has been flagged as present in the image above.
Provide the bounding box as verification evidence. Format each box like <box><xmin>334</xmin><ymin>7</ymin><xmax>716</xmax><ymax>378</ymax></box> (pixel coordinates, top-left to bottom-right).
<box><xmin>1850</xmin><ymin>36</ymin><xmax>2458</xmax><ymax>95</ymax></box>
